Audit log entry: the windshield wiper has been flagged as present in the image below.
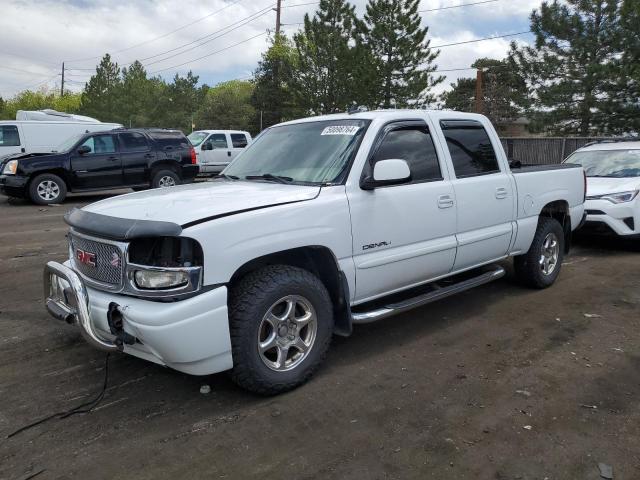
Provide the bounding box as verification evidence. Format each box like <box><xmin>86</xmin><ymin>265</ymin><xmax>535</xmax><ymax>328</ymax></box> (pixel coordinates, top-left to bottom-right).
<box><xmin>245</xmin><ymin>173</ymin><xmax>293</xmax><ymax>184</ymax></box>
<box><xmin>220</xmin><ymin>174</ymin><xmax>239</xmax><ymax>180</ymax></box>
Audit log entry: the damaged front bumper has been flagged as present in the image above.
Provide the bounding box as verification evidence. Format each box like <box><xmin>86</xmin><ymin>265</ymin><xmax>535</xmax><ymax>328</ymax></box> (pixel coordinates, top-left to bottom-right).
<box><xmin>43</xmin><ymin>261</ymin><xmax>234</xmax><ymax>375</ymax></box>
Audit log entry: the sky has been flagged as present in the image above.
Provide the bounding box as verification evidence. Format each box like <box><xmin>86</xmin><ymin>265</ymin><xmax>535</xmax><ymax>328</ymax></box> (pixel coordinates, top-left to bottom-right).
<box><xmin>0</xmin><ymin>0</ymin><xmax>541</xmax><ymax>102</ymax></box>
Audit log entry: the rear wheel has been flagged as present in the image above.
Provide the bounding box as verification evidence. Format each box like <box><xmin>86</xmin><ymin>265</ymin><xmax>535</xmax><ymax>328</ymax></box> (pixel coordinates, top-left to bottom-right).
<box><xmin>229</xmin><ymin>265</ymin><xmax>334</xmax><ymax>395</ymax></box>
<box><xmin>28</xmin><ymin>173</ymin><xmax>67</xmax><ymax>205</ymax></box>
<box><xmin>151</xmin><ymin>169</ymin><xmax>181</xmax><ymax>189</ymax></box>
<box><xmin>514</xmin><ymin>217</ymin><xmax>565</xmax><ymax>289</ymax></box>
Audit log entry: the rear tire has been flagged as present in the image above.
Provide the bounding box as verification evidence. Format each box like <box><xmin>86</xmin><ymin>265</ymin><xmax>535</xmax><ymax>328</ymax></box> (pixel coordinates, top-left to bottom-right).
<box><xmin>514</xmin><ymin>217</ymin><xmax>565</xmax><ymax>289</ymax></box>
<box><xmin>151</xmin><ymin>169</ymin><xmax>181</xmax><ymax>189</ymax></box>
<box><xmin>229</xmin><ymin>265</ymin><xmax>334</xmax><ymax>395</ymax></box>
<box><xmin>28</xmin><ymin>173</ymin><xmax>67</xmax><ymax>205</ymax></box>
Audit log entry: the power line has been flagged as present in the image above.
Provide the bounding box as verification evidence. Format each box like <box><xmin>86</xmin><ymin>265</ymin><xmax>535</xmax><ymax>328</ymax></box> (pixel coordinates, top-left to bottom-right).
<box><xmin>0</xmin><ymin>65</ymin><xmax>57</xmax><ymax>78</ymax></box>
<box><xmin>418</xmin><ymin>0</ymin><xmax>499</xmax><ymax>13</ymax></box>
<box><xmin>0</xmin><ymin>50</ymin><xmax>59</xmax><ymax>67</ymax></box>
<box><xmin>432</xmin><ymin>31</ymin><xmax>530</xmax><ymax>48</ymax></box>
<box><xmin>149</xmin><ymin>31</ymin><xmax>268</xmax><ymax>74</ymax></box>
<box><xmin>64</xmin><ymin>0</ymin><xmax>247</xmax><ymax>63</ymax></box>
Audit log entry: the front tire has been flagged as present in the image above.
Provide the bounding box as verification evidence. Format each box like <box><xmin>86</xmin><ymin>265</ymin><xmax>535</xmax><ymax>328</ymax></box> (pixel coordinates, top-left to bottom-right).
<box><xmin>229</xmin><ymin>265</ymin><xmax>334</xmax><ymax>395</ymax></box>
<box><xmin>514</xmin><ymin>217</ymin><xmax>565</xmax><ymax>289</ymax></box>
<box><xmin>28</xmin><ymin>173</ymin><xmax>67</xmax><ymax>205</ymax></box>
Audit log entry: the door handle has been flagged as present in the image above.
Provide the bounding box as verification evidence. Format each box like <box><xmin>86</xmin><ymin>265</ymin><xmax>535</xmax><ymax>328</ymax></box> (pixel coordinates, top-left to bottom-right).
<box><xmin>438</xmin><ymin>194</ymin><xmax>454</xmax><ymax>209</ymax></box>
<box><xmin>107</xmin><ymin>156</ymin><xmax>119</xmax><ymax>162</ymax></box>
<box><xmin>227</xmin><ymin>151</ymin><xmax>231</xmax><ymax>157</ymax></box>
<box><xmin>495</xmin><ymin>187</ymin><xmax>509</xmax><ymax>199</ymax></box>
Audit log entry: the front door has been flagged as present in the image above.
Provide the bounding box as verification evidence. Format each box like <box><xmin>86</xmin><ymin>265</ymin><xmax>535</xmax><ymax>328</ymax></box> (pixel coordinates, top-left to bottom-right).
<box><xmin>347</xmin><ymin>121</ymin><xmax>458</xmax><ymax>303</ymax></box>
<box><xmin>201</xmin><ymin>133</ymin><xmax>231</xmax><ymax>170</ymax></box>
<box><xmin>437</xmin><ymin>119</ymin><xmax>514</xmax><ymax>271</ymax></box>
<box><xmin>70</xmin><ymin>134</ymin><xmax>122</xmax><ymax>189</ymax></box>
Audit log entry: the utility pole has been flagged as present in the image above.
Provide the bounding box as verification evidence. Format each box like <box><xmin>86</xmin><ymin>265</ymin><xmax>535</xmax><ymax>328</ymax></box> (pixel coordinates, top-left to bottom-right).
<box><xmin>60</xmin><ymin>62</ymin><xmax>65</xmax><ymax>97</ymax></box>
<box><xmin>474</xmin><ymin>68</ymin><xmax>483</xmax><ymax>115</ymax></box>
<box><xmin>275</xmin><ymin>0</ymin><xmax>282</xmax><ymax>36</ymax></box>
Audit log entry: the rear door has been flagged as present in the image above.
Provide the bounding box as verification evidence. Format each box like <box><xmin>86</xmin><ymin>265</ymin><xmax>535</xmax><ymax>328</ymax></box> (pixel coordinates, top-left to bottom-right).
<box><xmin>348</xmin><ymin>120</ymin><xmax>458</xmax><ymax>302</ymax></box>
<box><xmin>119</xmin><ymin>132</ymin><xmax>153</xmax><ymax>185</ymax></box>
<box><xmin>437</xmin><ymin>119</ymin><xmax>514</xmax><ymax>271</ymax></box>
<box><xmin>229</xmin><ymin>133</ymin><xmax>249</xmax><ymax>161</ymax></box>
<box><xmin>69</xmin><ymin>133</ymin><xmax>122</xmax><ymax>189</ymax></box>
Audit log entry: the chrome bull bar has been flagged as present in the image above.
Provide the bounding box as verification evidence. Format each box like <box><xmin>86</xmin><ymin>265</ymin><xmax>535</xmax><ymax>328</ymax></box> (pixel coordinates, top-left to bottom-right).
<box><xmin>43</xmin><ymin>261</ymin><xmax>118</xmax><ymax>352</ymax></box>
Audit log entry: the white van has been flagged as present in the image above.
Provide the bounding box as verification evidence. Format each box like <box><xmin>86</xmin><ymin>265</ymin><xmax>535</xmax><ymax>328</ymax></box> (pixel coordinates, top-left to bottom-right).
<box><xmin>0</xmin><ymin>110</ymin><xmax>121</xmax><ymax>158</ymax></box>
<box><xmin>187</xmin><ymin>129</ymin><xmax>252</xmax><ymax>174</ymax></box>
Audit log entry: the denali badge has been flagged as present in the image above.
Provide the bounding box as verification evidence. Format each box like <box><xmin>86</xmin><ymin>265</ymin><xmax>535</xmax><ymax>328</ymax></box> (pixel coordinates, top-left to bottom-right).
<box><xmin>362</xmin><ymin>241</ymin><xmax>391</xmax><ymax>251</ymax></box>
<box><xmin>76</xmin><ymin>249</ymin><xmax>97</xmax><ymax>267</ymax></box>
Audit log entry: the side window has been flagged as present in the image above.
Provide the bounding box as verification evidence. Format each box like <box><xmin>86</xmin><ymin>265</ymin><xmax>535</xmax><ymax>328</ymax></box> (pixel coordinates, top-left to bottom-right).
<box><xmin>0</xmin><ymin>125</ymin><xmax>20</xmax><ymax>147</ymax></box>
<box><xmin>440</xmin><ymin>120</ymin><xmax>499</xmax><ymax>178</ymax></box>
<box><xmin>370</xmin><ymin>126</ymin><xmax>442</xmax><ymax>183</ymax></box>
<box><xmin>80</xmin><ymin>135</ymin><xmax>116</xmax><ymax>154</ymax></box>
<box><xmin>230</xmin><ymin>133</ymin><xmax>248</xmax><ymax>148</ymax></box>
<box><xmin>208</xmin><ymin>134</ymin><xmax>228</xmax><ymax>149</ymax></box>
<box><xmin>119</xmin><ymin>132</ymin><xmax>149</xmax><ymax>152</ymax></box>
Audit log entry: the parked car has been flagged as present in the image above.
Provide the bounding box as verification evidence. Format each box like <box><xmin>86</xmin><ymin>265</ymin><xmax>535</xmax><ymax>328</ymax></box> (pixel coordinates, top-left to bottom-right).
<box><xmin>0</xmin><ymin>109</ymin><xmax>121</xmax><ymax>158</ymax></box>
<box><xmin>43</xmin><ymin>110</ymin><xmax>585</xmax><ymax>394</ymax></box>
<box><xmin>563</xmin><ymin>139</ymin><xmax>640</xmax><ymax>238</ymax></box>
<box><xmin>187</xmin><ymin>129</ymin><xmax>252</xmax><ymax>174</ymax></box>
<box><xmin>0</xmin><ymin>128</ymin><xmax>198</xmax><ymax>204</ymax></box>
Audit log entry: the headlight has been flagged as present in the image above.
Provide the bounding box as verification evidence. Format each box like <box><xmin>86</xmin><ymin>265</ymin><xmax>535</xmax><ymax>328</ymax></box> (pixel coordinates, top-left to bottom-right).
<box><xmin>588</xmin><ymin>190</ymin><xmax>639</xmax><ymax>204</ymax></box>
<box><xmin>133</xmin><ymin>268</ymin><xmax>190</xmax><ymax>290</ymax></box>
<box><xmin>2</xmin><ymin>160</ymin><xmax>17</xmax><ymax>175</ymax></box>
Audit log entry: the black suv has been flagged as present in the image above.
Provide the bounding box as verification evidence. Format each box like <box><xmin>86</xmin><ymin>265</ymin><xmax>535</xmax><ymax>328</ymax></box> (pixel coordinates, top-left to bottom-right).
<box><xmin>0</xmin><ymin>128</ymin><xmax>199</xmax><ymax>204</ymax></box>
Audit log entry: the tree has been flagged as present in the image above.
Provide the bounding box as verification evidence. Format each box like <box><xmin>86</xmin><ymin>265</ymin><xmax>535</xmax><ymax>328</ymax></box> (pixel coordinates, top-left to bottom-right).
<box><xmin>442</xmin><ymin>58</ymin><xmax>529</xmax><ymax>127</ymax></box>
<box><xmin>252</xmin><ymin>34</ymin><xmax>306</xmax><ymax>130</ymax></box>
<box><xmin>79</xmin><ymin>54</ymin><xmax>122</xmax><ymax>123</ymax></box>
<box><xmin>292</xmin><ymin>0</ymin><xmax>361</xmax><ymax>114</ymax></box>
<box><xmin>195</xmin><ymin>80</ymin><xmax>256</xmax><ymax>132</ymax></box>
<box><xmin>118</xmin><ymin>61</ymin><xmax>162</xmax><ymax>127</ymax></box>
<box><xmin>158</xmin><ymin>72</ymin><xmax>205</xmax><ymax>133</ymax></box>
<box><xmin>0</xmin><ymin>89</ymin><xmax>81</xmax><ymax>120</ymax></box>
<box><xmin>362</xmin><ymin>0</ymin><xmax>443</xmax><ymax>108</ymax></box>
<box><xmin>509</xmin><ymin>0</ymin><xmax>622</xmax><ymax>135</ymax></box>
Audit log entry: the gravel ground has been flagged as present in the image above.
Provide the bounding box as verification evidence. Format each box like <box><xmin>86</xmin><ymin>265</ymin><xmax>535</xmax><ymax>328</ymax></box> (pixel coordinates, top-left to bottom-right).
<box><xmin>1</xmin><ymin>191</ymin><xmax>639</xmax><ymax>480</ymax></box>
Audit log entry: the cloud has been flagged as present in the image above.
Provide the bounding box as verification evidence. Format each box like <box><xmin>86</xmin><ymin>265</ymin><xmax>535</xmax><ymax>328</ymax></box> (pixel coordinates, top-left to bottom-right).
<box><xmin>0</xmin><ymin>0</ymin><xmax>540</xmax><ymax>102</ymax></box>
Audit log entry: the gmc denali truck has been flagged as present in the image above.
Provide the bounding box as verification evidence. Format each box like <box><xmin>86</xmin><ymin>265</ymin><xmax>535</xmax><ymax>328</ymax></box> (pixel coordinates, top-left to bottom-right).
<box><xmin>44</xmin><ymin>110</ymin><xmax>586</xmax><ymax>394</ymax></box>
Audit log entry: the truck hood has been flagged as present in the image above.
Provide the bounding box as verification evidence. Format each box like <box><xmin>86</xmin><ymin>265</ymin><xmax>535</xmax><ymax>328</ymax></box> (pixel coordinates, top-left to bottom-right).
<box><xmin>586</xmin><ymin>177</ymin><xmax>640</xmax><ymax>197</ymax></box>
<box><xmin>82</xmin><ymin>180</ymin><xmax>321</xmax><ymax>226</ymax></box>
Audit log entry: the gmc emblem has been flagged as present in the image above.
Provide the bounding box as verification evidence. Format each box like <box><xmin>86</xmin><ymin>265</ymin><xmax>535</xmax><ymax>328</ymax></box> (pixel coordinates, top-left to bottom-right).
<box><xmin>76</xmin><ymin>249</ymin><xmax>97</xmax><ymax>267</ymax></box>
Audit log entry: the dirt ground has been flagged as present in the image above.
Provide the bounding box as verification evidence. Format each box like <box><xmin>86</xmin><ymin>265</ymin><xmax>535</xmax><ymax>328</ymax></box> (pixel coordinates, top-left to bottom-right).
<box><xmin>1</xmin><ymin>191</ymin><xmax>639</xmax><ymax>480</ymax></box>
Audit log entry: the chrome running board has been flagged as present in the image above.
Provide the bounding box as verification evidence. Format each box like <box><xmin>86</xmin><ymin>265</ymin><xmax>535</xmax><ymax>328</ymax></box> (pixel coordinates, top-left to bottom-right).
<box><xmin>351</xmin><ymin>265</ymin><xmax>506</xmax><ymax>324</ymax></box>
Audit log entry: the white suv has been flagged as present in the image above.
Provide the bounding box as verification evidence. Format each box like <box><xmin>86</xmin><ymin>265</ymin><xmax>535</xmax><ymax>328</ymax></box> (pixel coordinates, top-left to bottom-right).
<box><xmin>564</xmin><ymin>140</ymin><xmax>640</xmax><ymax>238</ymax></box>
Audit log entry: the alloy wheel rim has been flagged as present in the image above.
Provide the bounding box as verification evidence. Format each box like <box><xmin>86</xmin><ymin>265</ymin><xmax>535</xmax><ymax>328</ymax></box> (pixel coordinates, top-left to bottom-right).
<box><xmin>37</xmin><ymin>180</ymin><xmax>60</xmax><ymax>201</ymax></box>
<box><xmin>158</xmin><ymin>176</ymin><xmax>176</xmax><ymax>187</ymax></box>
<box><xmin>257</xmin><ymin>295</ymin><xmax>317</xmax><ymax>372</ymax></box>
<box><xmin>539</xmin><ymin>232</ymin><xmax>559</xmax><ymax>276</ymax></box>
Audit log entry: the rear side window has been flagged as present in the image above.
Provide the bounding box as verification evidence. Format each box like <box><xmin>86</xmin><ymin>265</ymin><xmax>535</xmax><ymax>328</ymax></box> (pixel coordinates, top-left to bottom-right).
<box><xmin>440</xmin><ymin>120</ymin><xmax>499</xmax><ymax>178</ymax></box>
<box><xmin>80</xmin><ymin>135</ymin><xmax>116</xmax><ymax>154</ymax></box>
<box><xmin>0</xmin><ymin>125</ymin><xmax>20</xmax><ymax>147</ymax></box>
<box><xmin>230</xmin><ymin>133</ymin><xmax>248</xmax><ymax>148</ymax></box>
<box><xmin>370</xmin><ymin>125</ymin><xmax>442</xmax><ymax>183</ymax></box>
<box><xmin>207</xmin><ymin>134</ymin><xmax>228</xmax><ymax>149</ymax></box>
<box><xmin>148</xmin><ymin>131</ymin><xmax>189</xmax><ymax>149</ymax></box>
<box><xmin>119</xmin><ymin>132</ymin><xmax>149</xmax><ymax>152</ymax></box>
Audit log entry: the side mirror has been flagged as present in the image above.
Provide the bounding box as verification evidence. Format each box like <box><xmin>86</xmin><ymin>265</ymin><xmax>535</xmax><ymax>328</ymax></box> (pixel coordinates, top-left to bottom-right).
<box><xmin>361</xmin><ymin>159</ymin><xmax>411</xmax><ymax>190</ymax></box>
<box><xmin>201</xmin><ymin>143</ymin><xmax>213</xmax><ymax>151</ymax></box>
<box><xmin>77</xmin><ymin>145</ymin><xmax>91</xmax><ymax>155</ymax></box>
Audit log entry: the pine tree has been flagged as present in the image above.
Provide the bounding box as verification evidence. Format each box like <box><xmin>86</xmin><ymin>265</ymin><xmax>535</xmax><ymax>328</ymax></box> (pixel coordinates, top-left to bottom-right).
<box><xmin>509</xmin><ymin>0</ymin><xmax>622</xmax><ymax>135</ymax></box>
<box><xmin>120</xmin><ymin>60</ymin><xmax>158</xmax><ymax>127</ymax></box>
<box><xmin>362</xmin><ymin>0</ymin><xmax>443</xmax><ymax>108</ymax></box>
<box><xmin>79</xmin><ymin>54</ymin><xmax>122</xmax><ymax>123</ymax></box>
<box><xmin>252</xmin><ymin>34</ymin><xmax>306</xmax><ymax>129</ymax></box>
<box><xmin>292</xmin><ymin>0</ymin><xmax>361</xmax><ymax>114</ymax></box>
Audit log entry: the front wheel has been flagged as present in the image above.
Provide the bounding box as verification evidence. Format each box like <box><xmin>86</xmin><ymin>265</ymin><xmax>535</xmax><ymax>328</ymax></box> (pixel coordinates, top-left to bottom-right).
<box><xmin>514</xmin><ymin>217</ymin><xmax>565</xmax><ymax>289</ymax></box>
<box><xmin>28</xmin><ymin>173</ymin><xmax>67</xmax><ymax>205</ymax></box>
<box><xmin>229</xmin><ymin>265</ymin><xmax>334</xmax><ymax>395</ymax></box>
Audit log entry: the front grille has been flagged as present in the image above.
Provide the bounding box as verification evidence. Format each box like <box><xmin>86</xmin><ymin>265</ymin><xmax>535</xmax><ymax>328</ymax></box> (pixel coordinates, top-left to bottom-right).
<box><xmin>69</xmin><ymin>234</ymin><xmax>124</xmax><ymax>286</ymax></box>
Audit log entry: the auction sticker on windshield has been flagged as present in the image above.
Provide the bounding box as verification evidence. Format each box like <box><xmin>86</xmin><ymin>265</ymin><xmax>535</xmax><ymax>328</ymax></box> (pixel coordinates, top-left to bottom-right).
<box><xmin>321</xmin><ymin>125</ymin><xmax>360</xmax><ymax>136</ymax></box>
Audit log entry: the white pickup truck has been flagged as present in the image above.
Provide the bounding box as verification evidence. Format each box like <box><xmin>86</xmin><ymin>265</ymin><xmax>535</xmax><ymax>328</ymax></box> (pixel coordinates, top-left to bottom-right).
<box><xmin>44</xmin><ymin>110</ymin><xmax>586</xmax><ymax>394</ymax></box>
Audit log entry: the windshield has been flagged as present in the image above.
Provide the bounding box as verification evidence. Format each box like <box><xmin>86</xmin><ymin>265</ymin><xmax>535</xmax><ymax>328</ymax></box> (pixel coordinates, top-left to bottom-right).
<box><xmin>565</xmin><ymin>149</ymin><xmax>640</xmax><ymax>177</ymax></box>
<box><xmin>54</xmin><ymin>133</ymin><xmax>85</xmax><ymax>153</ymax></box>
<box><xmin>188</xmin><ymin>131</ymin><xmax>209</xmax><ymax>147</ymax></box>
<box><xmin>224</xmin><ymin>119</ymin><xmax>370</xmax><ymax>185</ymax></box>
